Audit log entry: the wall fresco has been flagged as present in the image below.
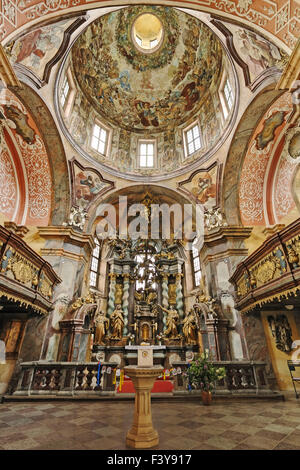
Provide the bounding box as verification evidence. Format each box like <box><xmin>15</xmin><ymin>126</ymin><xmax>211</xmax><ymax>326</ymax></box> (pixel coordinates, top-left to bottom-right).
<box><xmin>5</xmin><ymin>18</ymin><xmax>76</xmax><ymax>81</ymax></box>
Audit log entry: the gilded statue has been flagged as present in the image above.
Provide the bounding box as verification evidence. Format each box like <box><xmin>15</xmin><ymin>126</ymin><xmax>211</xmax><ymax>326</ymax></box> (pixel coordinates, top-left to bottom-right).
<box><xmin>110</xmin><ymin>304</ymin><xmax>125</xmax><ymax>339</ymax></box>
<box><xmin>159</xmin><ymin>304</ymin><xmax>180</xmax><ymax>338</ymax></box>
<box><xmin>92</xmin><ymin>295</ymin><xmax>109</xmax><ymax>344</ymax></box>
<box><xmin>182</xmin><ymin>309</ymin><xmax>197</xmax><ymax>343</ymax></box>
<box><xmin>94</xmin><ymin>311</ymin><xmax>109</xmax><ymax>344</ymax></box>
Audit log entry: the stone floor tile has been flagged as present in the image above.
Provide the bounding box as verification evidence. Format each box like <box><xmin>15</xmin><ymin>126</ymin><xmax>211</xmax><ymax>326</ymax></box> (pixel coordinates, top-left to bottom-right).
<box><xmin>241</xmin><ymin>435</ymin><xmax>279</xmax><ymax>450</ymax></box>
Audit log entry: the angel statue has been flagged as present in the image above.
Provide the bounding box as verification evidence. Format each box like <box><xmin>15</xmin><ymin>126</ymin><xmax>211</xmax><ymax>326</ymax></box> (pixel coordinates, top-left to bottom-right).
<box><xmin>159</xmin><ymin>304</ymin><xmax>180</xmax><ymax>338</ymax></box>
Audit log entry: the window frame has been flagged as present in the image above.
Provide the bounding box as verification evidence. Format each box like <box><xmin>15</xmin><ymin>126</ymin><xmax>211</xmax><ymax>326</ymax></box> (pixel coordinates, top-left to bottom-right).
<box><xmin>90</xmin><ymin>119</ymin><xmax>112</xmax><ymax>158</ymax></box>
<box><xmin>89</xmin><ymin>237</ymin><xmax>101</xmax><ymax>288</ymax></box>
<box><xmin>137</xmin><ymin>139</ymin><xmax>157</xmax><ymax>169</ymax></box>
<box><xmin>219</xmin><ymin>74</ymin><xmax>234</xmax><ymax>122</ymax></box>
<box><xmin>61</xmin><ymin>67</ymin><xmax>76</xmax><ymax>118</ymax></box>
<box><xmin>183</xmin><ymin>119</ymin><xmax>202</xmax><ymax>158</ymax></box>
<box><xmin>191</xmin><ymin>244</ymin><xmax>202</xmax><ymax>288</ymax></box>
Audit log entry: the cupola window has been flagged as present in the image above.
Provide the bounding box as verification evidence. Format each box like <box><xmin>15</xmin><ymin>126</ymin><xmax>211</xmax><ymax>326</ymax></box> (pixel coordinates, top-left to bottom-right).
<box><xmin>139</xmin><ymin>140</ymin><xmax>156</xmax><ymax>168</ymax></box>
<box><xmin>91</xmin><ymin>122</ymin><xmax>110</xmax><ymax>156</ymax></box>
<box><xmin>184</xmin><ymin>121</ymin><xmax>202</xmax><ymax>157</ymax></box>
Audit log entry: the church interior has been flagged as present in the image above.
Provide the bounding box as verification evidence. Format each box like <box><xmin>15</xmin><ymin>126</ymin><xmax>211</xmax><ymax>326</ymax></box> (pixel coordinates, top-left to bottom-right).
<box><xmin>0</xmin><ymin>0</ymin><xmax>300</xmax><ymax>451</ymax></box>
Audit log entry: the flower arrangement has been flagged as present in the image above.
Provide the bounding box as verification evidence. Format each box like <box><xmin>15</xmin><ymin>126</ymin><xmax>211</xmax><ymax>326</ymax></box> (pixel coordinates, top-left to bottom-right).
<box><xmin>186</xmin><ymin>350</ymin><xmax>226</xmax><ymax>392</ymax></box>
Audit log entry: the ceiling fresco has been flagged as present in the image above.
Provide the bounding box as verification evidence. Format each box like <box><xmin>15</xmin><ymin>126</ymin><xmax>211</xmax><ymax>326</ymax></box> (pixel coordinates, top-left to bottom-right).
<box><xmin>71</xmin><ymin>6</ymin><xmax>224</xmax><ymax>133</ymax></box>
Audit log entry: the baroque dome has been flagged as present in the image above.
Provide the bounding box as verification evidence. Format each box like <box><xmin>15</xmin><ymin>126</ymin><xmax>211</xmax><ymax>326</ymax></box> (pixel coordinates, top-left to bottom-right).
<box><xmin>71</xmin><ymin>6</ymin><xmax>223</xmax><ymax>133</ymax></box>
<box><xmin>57</xmin><ymin>6</ymin><xmax>237</xmax><ymax>179</ymax></box>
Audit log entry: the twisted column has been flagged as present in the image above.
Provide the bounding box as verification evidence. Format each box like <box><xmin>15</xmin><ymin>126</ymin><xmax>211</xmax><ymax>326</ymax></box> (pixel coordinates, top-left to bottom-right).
<box><xmin>122</xmin><ymin>273</ymin><xmax>130</xmax><ymax>335</ymax></box>
<box><xmin>107</xmin><ymin>273</ymin><xmax>117</xmax><ymax>316</ymax></box>
<box><xmin>161</xmin><ymin>273</ymin><xmax>169</xmax><ymax>332</ymax></box>
<box><xmin>175</xmin><ymin>273</ymin><xmax>184</xmax><ymax>332</ymax></box>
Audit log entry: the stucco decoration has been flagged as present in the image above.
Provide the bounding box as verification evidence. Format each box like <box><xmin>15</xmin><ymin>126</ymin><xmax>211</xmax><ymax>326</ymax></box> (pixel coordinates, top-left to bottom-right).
<box><xmin>273</xmin><ymin>125</ymin><xmax>300</xmax><ymax>221</ymax></box>
<box><xmin>0</xmin><ymin>88</ymin><xmax>52</xmax><ymax>226</ymax></box>
<box><xmin>0</xmin><ymin>144</ymin><xmax>18</xmax><ymax>220</ymax></box>
<box><xmin>0</xmin><ymin>1</ymin><xmax>298</xmax><ymax>52</ymax></box>
<box><xmin>239</xmin><ymin>92</ymin><xmax>294</xmax><ymax>226</ymax></box>
<box><xmin>71</xmin><ymin>6</ymin><xmax>223</xmax><ymax>133</ymax></box>
<box><xmin>14</xmin><ymin>83</ymin><xmax>70</xmax><ymax>226</ymax></box>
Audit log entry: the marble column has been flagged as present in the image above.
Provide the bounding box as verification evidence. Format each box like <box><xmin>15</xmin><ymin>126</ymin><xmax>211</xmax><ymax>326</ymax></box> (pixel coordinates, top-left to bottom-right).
<box><xmin>175</xmin><ymin>273</ymin><xmax>184</xmax><ymax>330</ymax></box>
<box><xmin>161</xmin><ymin>273</ymin><xmax>169</xmax><ymax>332</ymax></box>
<box><xmin>122</xmin><ymin>273</ymin><xmax>130</xmax><ymax>336</ymax></box>
<box><xmin>107</xmin><ymin>273</ymin><xmax>117</xmax><ymax>316</ymax></box>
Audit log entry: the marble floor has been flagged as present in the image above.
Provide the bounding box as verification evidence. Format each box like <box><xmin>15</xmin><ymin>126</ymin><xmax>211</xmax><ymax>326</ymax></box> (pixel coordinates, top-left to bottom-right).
<box><xmin>0</xmin><ymin>396</ymin><xmax>300</xmax><ymax>450</ymax></box>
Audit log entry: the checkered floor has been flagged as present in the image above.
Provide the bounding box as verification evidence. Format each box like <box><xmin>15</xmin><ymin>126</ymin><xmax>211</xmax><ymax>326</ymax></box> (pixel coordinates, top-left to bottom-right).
<box><xmin>1</xmin><ymin>396</ymin><xmax>300</xmax><ymax>450</ymax></box>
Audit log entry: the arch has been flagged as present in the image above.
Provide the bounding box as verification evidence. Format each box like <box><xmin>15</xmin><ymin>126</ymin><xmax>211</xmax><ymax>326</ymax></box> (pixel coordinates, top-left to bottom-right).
<box><xmin>12</xmin><ymin>83</ymin><xmax>70</xmax><ymax>225</ymax></box>
<box><xmin>222</xmin><ymin>86</ymin><xmax>283</xmax><ymax>225</ymax></box>
<box><xmin>0</xmin><ymin>87</ymin><xmax>53</xmax><ymax>225</ymax></box>
<box><xmin>223</xmin><ymin>87</ymin><xmax>299</xmax><ymax>227</ymax></box>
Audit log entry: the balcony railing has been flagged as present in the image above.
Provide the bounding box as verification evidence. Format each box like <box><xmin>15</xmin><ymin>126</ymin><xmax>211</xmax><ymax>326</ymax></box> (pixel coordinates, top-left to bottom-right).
<box><xmin>229</xmin><ymin>218</ymin><xmax>300</xmax><ymax>313</ymax></box>
<box><xmin>0</xmin><ymin>223</ymin><xmax>61</xmax><ymax>314</ymax></box>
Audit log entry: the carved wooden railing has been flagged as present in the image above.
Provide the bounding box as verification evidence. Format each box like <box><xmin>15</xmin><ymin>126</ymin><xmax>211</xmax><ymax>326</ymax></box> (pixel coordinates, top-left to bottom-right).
<box><xmin>12</xmin><ymin>361</ymin><xmax>119</xmax><ymax>396</ymax></box>
<box><xmin>0</xmin><ymin>224</ymin><xmax>61</xmax><ymax>314</ymax></box>
<box><xmin>172</xmin><ymin>361</ymin><xmax>271</xmax><ymax>395</ymax></box>
<box><xmin>229</xmin><ymin>218</ymin><xmax>300</xmax><ymax>313</ymax></box>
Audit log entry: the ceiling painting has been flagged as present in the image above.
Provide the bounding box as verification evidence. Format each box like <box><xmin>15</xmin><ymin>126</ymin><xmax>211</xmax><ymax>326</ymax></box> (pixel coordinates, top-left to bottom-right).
<box><xmin>71</xmin><ymin>6</ymin><xmax>223</xmax><ymax>133</ymax></box>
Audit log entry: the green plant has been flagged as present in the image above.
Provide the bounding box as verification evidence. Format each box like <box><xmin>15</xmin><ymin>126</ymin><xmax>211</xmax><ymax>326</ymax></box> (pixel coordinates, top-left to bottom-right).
<box><xmin>186</xmin><ymin>350</ymin><xmax>226</xmax><ymax>391</ymax></box>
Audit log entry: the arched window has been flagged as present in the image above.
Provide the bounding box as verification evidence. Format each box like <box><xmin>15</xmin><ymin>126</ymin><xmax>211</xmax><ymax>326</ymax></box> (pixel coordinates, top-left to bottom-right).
<box><xmin>90</xmin><ymin>237</ymin><xmax>101</xmax><ymax>287</ymax></box>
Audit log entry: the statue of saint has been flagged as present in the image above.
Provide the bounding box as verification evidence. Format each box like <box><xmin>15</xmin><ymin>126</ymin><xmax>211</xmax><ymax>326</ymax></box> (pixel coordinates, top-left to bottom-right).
<box><xmin>182</xmin><ymin>309</ymin><xmax>197</xmax><ymax>344</ymax></box>
<box><xmin>94</xmin><ymin>311</ymin><xmax>109</xmax><ymax>344</ymax></box>
<box><xmin>93</xmin><ymin>296</ymin><xmax>109</xmax><ymax>344</ymax></box>
<box><xmin>110</xmin><ymin>304</ymin><xmax>125</xmax><ymax>339</ymax></box>
<box><xmin>159</xmin><ymin>304</ymin><xmax>179</xmax><ymax>338</ymax></box>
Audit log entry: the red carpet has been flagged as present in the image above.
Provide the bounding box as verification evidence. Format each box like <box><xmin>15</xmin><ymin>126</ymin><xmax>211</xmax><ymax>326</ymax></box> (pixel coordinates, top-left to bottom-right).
<box><xmin>117</xmin><ymin>378</ymin><xmax>174</xmax><ymax>393</ymax></box>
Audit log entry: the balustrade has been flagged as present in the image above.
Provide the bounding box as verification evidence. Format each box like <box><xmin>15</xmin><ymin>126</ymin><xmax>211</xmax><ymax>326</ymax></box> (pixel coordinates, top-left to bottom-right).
<box><xmin>10</xmin><ymin>359</ymin><xmax>272</xmax><ymax>396</ymax></box>
<box><xmin>13</xmin><ymin>362</ymin><xmax>118</xmax><ymax>396</ymax></box>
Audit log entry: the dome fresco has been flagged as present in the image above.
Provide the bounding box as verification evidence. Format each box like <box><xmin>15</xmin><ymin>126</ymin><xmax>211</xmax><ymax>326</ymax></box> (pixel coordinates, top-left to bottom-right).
<box><xmin>58</xmin><ymin>6</ymin><xmax>236</xmax><ymax>179</ymax></box>
<box><xmin>71</xmin><ymin>6</ymin><xmax>224</xmax><ymax>133</ymax></box>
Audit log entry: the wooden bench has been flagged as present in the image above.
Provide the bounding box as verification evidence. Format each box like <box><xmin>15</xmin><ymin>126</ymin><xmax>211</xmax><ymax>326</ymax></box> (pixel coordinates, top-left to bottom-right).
<box><xmin>287</xmin><ymin>361</ymin><xmax>300</xmax><ymax>398</ymax></box>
